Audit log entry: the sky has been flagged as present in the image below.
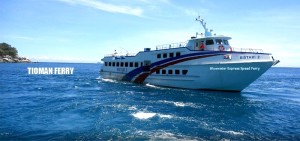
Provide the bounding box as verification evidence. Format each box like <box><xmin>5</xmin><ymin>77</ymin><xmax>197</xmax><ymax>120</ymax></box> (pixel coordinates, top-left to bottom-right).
<box><xmin>0</xmin><ymin>0</ymin><xmax>299</xmax><ymax>67</ymax></box>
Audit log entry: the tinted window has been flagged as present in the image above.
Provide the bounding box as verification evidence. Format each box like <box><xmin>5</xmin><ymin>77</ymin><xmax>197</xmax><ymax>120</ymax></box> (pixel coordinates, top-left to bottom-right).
<box><xmin>176</xmin><ymin>52</ymin><xmax>181</xmax><ymax>57</ymax></box>
<box><xmin>223</xmin><ymin>40</ymin><xmax>229</xmax><ymax>45</ymax></box>
<box><xmin>215</xmin><ymin>39</ymin><xmax>223</xmax><ymax>45</ymax></box>
<box><xmin>125</xmin><ymin>62</ymin><xmax>128</xmax><ymax>67</ymax></box>
<box><xmin>182</xmin><ymin>70</ymin><xmax>188</xmax><ymax>75</ymax></box>
<box><xmin>156</xmin><ymin>70</ymin><xmax>160</xmax><ymax>74</ymax></box>
<box><xmin>163</xmin><ymin>53</ymin><xmax>167</xmax><ymax>58</ymax></box>
<box><xmin>105</xmin><ymin>62</ymin><xmax>107</xmax><ymax>66</ymax></box>
<box><xmin>130</xmin><ymin>62</ymin><xmax>133</xmax><ymax>67</ymax></box>
<box><xmin>157</xmin><ymin>54</ymin><xmax>161</xmax><ymax>58</ymax></box>
<box><xmin>169</xmin><ymin>53</ymin><xmax>174</xmax><ymax>58</ymax></box>
<box><xmin>162</xmin><ymin>70</ymin><xmax>166</xmax><ymax>74</ymax></box>
<box><xmin>116</xmin><ymin>62</ymin><xmax>119</xmax><ymax>67</ymax></box>
<box><xmin>135</xmin><ymin>62</ymin><xmax>139</xmax><ymax>67</ymax></box>
<box><xmin>168</xmin><ymin>70</ymin><xmax>173</xmax><ymax>74</ymax></box>
<box><xmin>112</xmin><ymin>62</ymin><xmax>115</xmax><ymax>67</ymax></box>
<box><xmin>109</xmin><ymin>62</ymin><xmax>111</xmax><ymax>66</ymax></box>
<box><xmin>206</xmin><ymin>39</ymin><xmax>214</xmax><ymax>45</ymax></box>
<box><xmin>175</xmin><ymin>70</ymin><xmax>180</xmax><ymax>75</ymax></box>
<box><xmin>121</xmin><ymin>62</ymin><xmax>124</xmax><ymax>67</ymax></box>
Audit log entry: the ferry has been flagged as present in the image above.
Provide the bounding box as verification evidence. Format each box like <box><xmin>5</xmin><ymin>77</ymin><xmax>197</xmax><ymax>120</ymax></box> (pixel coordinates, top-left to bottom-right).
<box><xmin>100</xmin><ymin>16</ymin><xmax>280</xmax><ymax>92</ymax></box>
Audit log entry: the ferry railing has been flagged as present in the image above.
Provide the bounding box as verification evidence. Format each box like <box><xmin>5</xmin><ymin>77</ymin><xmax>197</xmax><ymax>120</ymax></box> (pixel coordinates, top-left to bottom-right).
<box><xmin>155</xmin><ymin>42</ymin><xmax>187</xmax><ymax>50</ymax></box>
<box><xmin>104</xmin><ymin>53</ymin><xmax>136</xmax><ymax>57</ymax></box>
<box><xmin>231</xmin><ymin>47</ymin><xmax>263</xmax><ymax>53</ymax></box>
<box><xmin>205</xmin><ymin>46</ymin><xmax>263</xmax><ymax>53</ymax></box>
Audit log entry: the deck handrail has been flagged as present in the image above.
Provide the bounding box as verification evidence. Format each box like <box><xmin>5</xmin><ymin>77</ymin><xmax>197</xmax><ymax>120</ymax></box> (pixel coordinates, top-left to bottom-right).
<box><xmin>231</xmin><ymin>47</ymin><xmax>263</xmax><ymax>53</ymax></box>
<box><xmin>104</xmin><ymin>53</ymin><xmax>136</xmax><ymax>57</ymax></box>
<box><xmin>155</xmin><ymin>41</ymin><xmax>187</xmax><ymax>50</ymax></box>
<box><xmin>104</xmin><ymin>46</ymin><xmax>264</xmax><ymax>57</ymax></box>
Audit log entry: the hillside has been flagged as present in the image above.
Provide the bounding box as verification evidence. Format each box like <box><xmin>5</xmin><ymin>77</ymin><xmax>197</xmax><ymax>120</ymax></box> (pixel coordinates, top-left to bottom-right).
<box><xmin>0</xmin><ymin>43</ymin><xmax>31</xmax><ymax>63</ymax></box>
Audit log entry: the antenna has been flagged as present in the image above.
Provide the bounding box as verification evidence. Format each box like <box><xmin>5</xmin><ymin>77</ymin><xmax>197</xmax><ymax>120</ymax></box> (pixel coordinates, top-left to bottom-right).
<box><xmin>120</xmin><ymin>47</ymin><xmax>129</xmax><ymax>55</ymax></box>
<box><xmin>195</xmin><ymin>16</ymin><xmax>213</xmax><ymax>37</ymax></box>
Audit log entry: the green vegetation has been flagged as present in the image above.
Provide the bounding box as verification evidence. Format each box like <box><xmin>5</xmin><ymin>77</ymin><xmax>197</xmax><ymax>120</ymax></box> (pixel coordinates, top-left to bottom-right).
<box><xmin>0</xmin><ymin>43</ymin><xmax>18</xmax><ymax>57</ymax></box>
<box><xmin>0</xmin><ymin>42</ymin><xmax>31</xmax><ymax>63</ymax></box>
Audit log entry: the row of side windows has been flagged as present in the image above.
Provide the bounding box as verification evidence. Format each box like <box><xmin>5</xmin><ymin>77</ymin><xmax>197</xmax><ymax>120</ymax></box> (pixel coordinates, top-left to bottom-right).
<box><xmin>104</xmin><ymin>62</ymin><xmax>143</xmax><ymax>67</ymax></box>
<box><xmin>155</xmin><ymin>69</ymin><xmax>188</xmax><ymax>75</ymax></box>
<box><xmin>157</xmin><ymin>52</ymin><xmax>181</xmax><ymax>59</ymax></box>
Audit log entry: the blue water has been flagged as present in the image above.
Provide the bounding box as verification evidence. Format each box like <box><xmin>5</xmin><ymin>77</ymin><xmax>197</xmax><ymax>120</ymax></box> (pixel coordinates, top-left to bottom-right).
<box><xmin>0</xmin><ymin>63</ymin><xmax>299</xmax><ymax>140</ymax></box>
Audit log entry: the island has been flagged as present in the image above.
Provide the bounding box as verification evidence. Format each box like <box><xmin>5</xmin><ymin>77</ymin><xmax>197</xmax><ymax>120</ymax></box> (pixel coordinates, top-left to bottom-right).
<box><xmin>0</xmin><ymin>43</ymin><xmax>31</xmax><ymax>63</ymax></box>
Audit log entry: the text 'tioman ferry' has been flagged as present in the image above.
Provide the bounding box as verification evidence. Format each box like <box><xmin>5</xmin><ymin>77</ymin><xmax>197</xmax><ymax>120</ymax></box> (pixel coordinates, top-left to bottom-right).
<box><xmin>100</xmin><ymin>16</ymin><xmax>280</xmax><ymax>92</ymax></box>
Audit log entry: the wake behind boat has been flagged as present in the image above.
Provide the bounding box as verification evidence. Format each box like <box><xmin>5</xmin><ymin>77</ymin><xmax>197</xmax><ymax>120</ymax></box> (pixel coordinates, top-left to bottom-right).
<box><xmin>100</xmin><ymin>16</ymin><xmax>279</xmax><ymax>92</ymax></box>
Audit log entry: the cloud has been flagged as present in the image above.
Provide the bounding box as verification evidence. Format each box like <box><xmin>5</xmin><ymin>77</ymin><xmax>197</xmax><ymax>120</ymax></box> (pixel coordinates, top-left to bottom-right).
<box><xmin>30</xmin><ymin>55</ymin><xmax>98</xmax><ymax>63</ymax></box>
<box><xmin>9</xmin><ymin>35</ymin><xmax>39</xmax><ymax>41</ymax></box>
<box><xmin>58</xmin><ymin>0</ymin><xmax>143</xmax><ymax>17</ymax></box>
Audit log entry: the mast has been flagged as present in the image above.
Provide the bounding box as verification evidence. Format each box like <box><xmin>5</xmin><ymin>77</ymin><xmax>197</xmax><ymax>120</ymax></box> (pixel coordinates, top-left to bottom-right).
<box><xmin>195</xmin><ymin>16</ymin><xmax>213</xmax><ymax>37</ymax></box>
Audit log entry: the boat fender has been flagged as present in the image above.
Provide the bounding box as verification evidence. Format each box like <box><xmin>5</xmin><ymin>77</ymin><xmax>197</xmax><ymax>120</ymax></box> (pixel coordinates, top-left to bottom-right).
<box><xmin>218</xmin><ymin>45</ymin><xmax>225</xmax><ymax>51</ymax></box>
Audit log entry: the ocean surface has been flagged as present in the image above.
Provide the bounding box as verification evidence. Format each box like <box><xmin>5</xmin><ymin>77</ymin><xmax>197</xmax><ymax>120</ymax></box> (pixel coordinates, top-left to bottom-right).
<box><xmin>0</xmin><ymin>63</ymin><xmax>299</xmax><ymax>140</ymax></box>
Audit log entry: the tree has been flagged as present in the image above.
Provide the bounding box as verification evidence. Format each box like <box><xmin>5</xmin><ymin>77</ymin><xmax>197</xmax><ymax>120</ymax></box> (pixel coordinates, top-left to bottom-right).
<box><xmin>0</xmin><ymin>49</ymin><xmax>3</xmax><ymax>56</ymax></box>
<box><xmin>0</xmin><ymin>43</ymin><xmax>18</xmax><ymax>57</ymax></box>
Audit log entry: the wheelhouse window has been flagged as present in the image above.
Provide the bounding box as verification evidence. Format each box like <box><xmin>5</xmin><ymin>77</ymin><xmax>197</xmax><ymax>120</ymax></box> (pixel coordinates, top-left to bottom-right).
<box><xmin>215</xmin><ymin>39</ymin><xmax>223</xmax><ymax>45</ymax></box>
<box><xmin>205</xmin><ymin>39</ymin><xmax>214</xmax><ymax>45</ymax></box>
<box><xmin>223</xmin><ymin>40</ymin><xmax>229</xmax><ymax>45</ymax></box>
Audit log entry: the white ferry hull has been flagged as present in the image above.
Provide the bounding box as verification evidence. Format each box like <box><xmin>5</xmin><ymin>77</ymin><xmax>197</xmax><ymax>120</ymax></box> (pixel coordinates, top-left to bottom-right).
<box><xmin>100</xmin><ymin>61</ymin><xmax>273</xmax><ymax>92</ymax></box>
<box><xmin>144</xmin><ymin>61</ymin><xmax>273</xmax><ymax>91</ymax></box>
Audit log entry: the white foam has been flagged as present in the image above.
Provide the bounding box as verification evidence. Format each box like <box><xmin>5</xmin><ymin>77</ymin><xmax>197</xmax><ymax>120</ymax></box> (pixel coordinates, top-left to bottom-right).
<box><xmin>158</xmin><ymin>100</ymin><xmax>201</xmax><ymax>108</ymax></box>
<box><xmin>150</xmin><ymin>131</ymin><xmax>198</xmax><ymax>141</ymax></box>
<box><xmin>145</xmin><ymin>83</ymin><xmax>170</xmax><ymax>90</ymax></box>
<box><xmin>128</xmin><ymin>106</ymin><xmax>137</xmax><ymax>111</ymax></box>
<box><xmin>174</xmin><ymin>102</ymin><xmax>185</xmax><ymax>107</ymax></box>
<box><xmin>214</xmin><ymin>128</ymin><xmax>244</xmax><ymax>135</ymax></box>
<box><xmin>145</xmin><ymin>83</ymin><xmax>159</xmax><ymax>88</ymax></box>
<box><xmin>132</xmin><ymin>112</ymin><xmax>156</xmax><ymax>119</ymax></box>
<box><xmin>101</xmin><ymin>78</ymin><xmax>117</xmax><ymax>83</ymax></box>
<box><xmin>158</xmin><ymin>114</ymin><xmax>173</xmax><ymax>119</ymax></box>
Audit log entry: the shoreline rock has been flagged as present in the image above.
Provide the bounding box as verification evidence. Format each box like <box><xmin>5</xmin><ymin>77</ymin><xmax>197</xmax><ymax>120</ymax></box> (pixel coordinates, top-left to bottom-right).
<box><xmin>0</xmin><ymin>55</ymin><xmax>31</xmax><ymax>63</ymax></box>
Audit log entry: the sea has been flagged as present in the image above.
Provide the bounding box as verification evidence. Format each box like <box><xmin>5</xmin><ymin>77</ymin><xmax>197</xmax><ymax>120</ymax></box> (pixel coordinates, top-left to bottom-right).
<box><xmin>0</xmin><ymin>63</ymin><xmax>299</xmax><ymax>140</ymax></box>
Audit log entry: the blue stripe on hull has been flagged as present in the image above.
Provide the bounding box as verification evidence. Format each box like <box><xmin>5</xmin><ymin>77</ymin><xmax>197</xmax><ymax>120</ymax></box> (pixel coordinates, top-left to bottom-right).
<box><xmin>122</xmin><ymin>51</ymin><xmax>224</xmax><ymax>82</ymax></box>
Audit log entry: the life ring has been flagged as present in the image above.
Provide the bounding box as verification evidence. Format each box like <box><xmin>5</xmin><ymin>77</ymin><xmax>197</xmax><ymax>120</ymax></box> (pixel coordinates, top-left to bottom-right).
<box><xmin>218</xmin><ymin>45</ymin><xmax>225</xmax><ymax>51</ymax></box>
